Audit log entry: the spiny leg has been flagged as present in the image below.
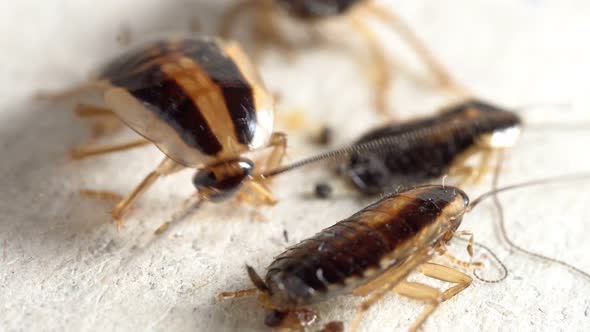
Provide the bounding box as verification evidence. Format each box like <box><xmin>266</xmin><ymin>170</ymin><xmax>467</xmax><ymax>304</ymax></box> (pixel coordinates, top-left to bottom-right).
<box><xmin>112</xmin><ymin>157</ymin><xmax>185</xmax><ymax>229</ymax></box>
<box><xmin>348</xmin><ymin>12</ymin><xmax>394</xmax><ymax>118</ymax></box>
<box><xmin>361</xmin><ymin>2</ymin><xmax>469</xmax><ymax>97</ymax></box>
<box><xmin>70</xmin><ymin>138</ymin><xmax>152</xmax><ymax>160</ymax></box>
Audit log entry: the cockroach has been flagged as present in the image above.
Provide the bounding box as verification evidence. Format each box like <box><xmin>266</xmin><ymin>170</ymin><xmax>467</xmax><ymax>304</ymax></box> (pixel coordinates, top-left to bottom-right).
<box><xmin>218</xmin><ymin>0</ymin><xmax>462</xmax><ymax>116</ymax></box>
<box><xmin>218</xmin><ymin>173</ymin><xmax>590</xmax><ymax>331</ymax></box>
<box><xmin>36</xmin><ymin>36</ymin><xmax>286</xmax><ymax>228</ymax></box>
<box><xmin>344</xmin><ymin>98</ymin><xmax>523</xmax><ymax>195</ymax></box>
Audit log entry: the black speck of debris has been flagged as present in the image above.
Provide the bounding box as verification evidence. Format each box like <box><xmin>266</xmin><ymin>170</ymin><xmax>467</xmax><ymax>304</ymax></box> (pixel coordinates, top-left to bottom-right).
<box><xmin>283</xmin><ymin>230</ymin><xmax>289</xmax><ymax>243</ymax></box>
<box><xmin>316</xmin><ymin>126</ymin><xmax>333</xmax><ymax>145</ymax></box>
<box><xmin>314</xmin><ymin>183</ymin><xmax>333</xmax><ymax>199</ymax></box>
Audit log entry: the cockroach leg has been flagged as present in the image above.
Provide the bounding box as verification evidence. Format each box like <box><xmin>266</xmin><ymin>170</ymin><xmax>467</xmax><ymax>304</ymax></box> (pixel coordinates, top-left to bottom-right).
<box><xmin>74</xmin><ymin>103</ymin><xmax>116</xmax><ymax>118</ymax></box>
<box><xmin>348</xmin><ymin>11</ymin><xmax>393</xmax><ymax>118</ymax></box>
<box><xmin>393</xmin><ymin>281</ymin><xmax>443</xmax><ymax>332</ymax></box>
<box><xmin>69</xmin><ymin>138</ymin><xmax>152</xmax><ymax>160</ymax></box>
<box><xmin>73</xmin><ymin>104</ymin><xmax>123</xmax><ymax>141</ymax></box>
<box><xmin>218</xmin><ymin>0</ymin><xmax>268</xmax><ymax>39</ymax></box>
<box><xmin>112</xmin><ymin>157</ymin><xmax>185</xmax><ymax>229</ymax></box>
<box><xmin>253</xmin><ymin>6</ymin><xmax>296</xmax><ymax>63</ymax></box>
<box><xmin>237</xmin><ymin>132</ymin><xmax>286</xmax><ymax>204</ymax></box>
<box><xmin>437</xmin><ymin>246</ymin><xmax>484</xmax><ymax>269</ymax></box>
<box><xmin>262</xmin><ymin>132</ymin><xmax>288</xmax><ymax>172</ymax></box>
<box><xmin>360</xmin><ymin>2</ymin><xmax>468</xmax><ymax>96</ymax></box>
<box><xmin>449</xmin><ymin>146</ymin><xmax>495</xmax><ymax>187</ymax></box>
<box><xmin>416</xmin><ymin>263</ymin><xmax>472</xmax><ymax>301</ymax></box>
<box><xmin>218</xmin><ymin>288</ymin><xmax>260</xmax><ymax>300</ymax></box>
<box><xmin>34</xmin><ymin>82</ymin><xmax>99</xmax><ymax>102</ymax></box>
<box><xmin>239</xmin><ymin>181</ymin><xmax>278</xmax><ymax>205</ymax></box>
<box><xmin>79</xmin><ymin>189</ymin><xmax>123</xmax><ymax>202</ymax></box>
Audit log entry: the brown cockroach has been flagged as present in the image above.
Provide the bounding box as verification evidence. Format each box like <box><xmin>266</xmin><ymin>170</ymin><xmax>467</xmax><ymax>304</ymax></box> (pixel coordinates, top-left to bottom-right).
<box><xmin>218</xmin><ymin>172</ymin><xmax>590</xmax><ymax>331</ymax></box>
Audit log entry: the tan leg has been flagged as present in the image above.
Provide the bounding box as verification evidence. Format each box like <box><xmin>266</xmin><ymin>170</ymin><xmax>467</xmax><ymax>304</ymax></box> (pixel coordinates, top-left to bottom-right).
<box><xmin>72</xmin><ymin>103</ymin><xmax>125</xmax><ymax>140</ymax></box>
<box><xmin>218</xmin><ymin>0</ymin><xmax>269</xmax><ymax>38</ymax></box>
<box><xmin>262</xmin><ymin>132</ymin><xmax>287</xmax><ymax>172</ymax></box>
<box><xmin>417</xmin><ymin>263</ymin><xmax>472</xmax><ymax>301</ymax></box>
<box><xmin>217</xmin><ymin>288</ymin><xmax>260</xmax><ymax>300</ymax></box>
<box><xmin>361</xmin><ymin>2</ymin><xmax>469</xmax><ymax>97</ymax></box>
<box><xmin>349</xmin><ymin>280</ymin><xmax>442</xmax><ymax>332</ymax></box>
<box><xmin>436</xmin><ymin>245</ymin><xmax>483</xmax><ymax>270</ymax></box>
<box><xmin>252</xmin><ymin>6</ymin><xmax>297</xmax><ymax>63</ymax></box>
<box><xmin>34</xmin><ymin>82</ymin><xmax>99</xmax><ymax>102</ymax></box>
<box><xmin>393</xmin><ymin>281</ymin><xmax>442</xmax><ymax>332</ymax></box>
<box><xmin>112</xmin><ymin>157</ymin><xmax>185</xmax><ymax>229</ymax></box>
<box><xmin>79</xmin><ymin>189</ymin><xmax>123</xmax><ymax>202</ymax></box>
<box><xmin>241</xmin><ymin>180</ymin><xmax>278</xmax><ymax>205</ymax></box>
<box><xmin>348</xmin><ymin>13</ymin><xmax>393</xmax><ymax>118</ymax></box>
<box><xmin>448</xmin><ymin>146</ymin><xmax>494</xmax><ymax>187</ymax></box>
<box><xmin>70</xmin><ymin>138</ymin><xmax>152</xmax><ymax>160</ymax></box>
<box><xmin>74</xmin><ymin>103</ymin><xmax>116</xmax><ymax>118</ymax></box>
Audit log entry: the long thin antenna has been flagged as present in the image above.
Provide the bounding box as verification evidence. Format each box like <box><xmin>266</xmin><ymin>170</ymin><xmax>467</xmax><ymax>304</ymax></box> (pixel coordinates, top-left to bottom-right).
<box><xmin>454</xmin><ymin>237</ymin><xmax>508</xmax><ymax>283</ymax></box>
<box><xmin>258</xmin><ymin>135</ymin><xmax>407</xmax><ymax>179</ymax></box>
<box><xmin>468</xmin><ymin>170</ymin><xmax>590</xmax><ymax>211</ymax></box>
<box><xmin>487</xmin><ymin>150</ymin><xmax>590</xmax><ymax>281</ymax></box>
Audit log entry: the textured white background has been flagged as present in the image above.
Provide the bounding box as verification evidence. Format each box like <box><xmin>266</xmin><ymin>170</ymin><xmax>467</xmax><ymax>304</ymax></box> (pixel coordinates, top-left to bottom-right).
<box><xmin>1</xmin><ymin>0</ymin><xmax>590</xmax><ymax>331</ymax></box>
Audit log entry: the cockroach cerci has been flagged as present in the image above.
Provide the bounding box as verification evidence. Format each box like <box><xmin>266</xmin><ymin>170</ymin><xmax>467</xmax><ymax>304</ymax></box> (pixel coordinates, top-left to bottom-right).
<box><xmin>219</xmin><ymin>173</ymin><xmax>590</xmax><ymax>331</ymax></box>
<box><xmin>344</xmin><ymin>98</ymin><xmax>523</xmax><ymax>195</ymax></box>
<box><xmin>38</xmin><ymin>36</ymin><xmax>286</xmax><ymax>228</ymax></box>
<box><xmin>218</xmin><ymin>0</ymin><xmax>462</xmax><ymax>116</ymax></box>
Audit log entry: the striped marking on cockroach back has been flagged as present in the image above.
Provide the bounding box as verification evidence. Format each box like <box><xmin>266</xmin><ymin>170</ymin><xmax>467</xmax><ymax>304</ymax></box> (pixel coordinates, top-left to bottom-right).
<box><xmin>261</xmin><ymin>185</ymin><xmax>469</xmax><ymax>307</ymax></box>
<box><xmin>99</xmin><ymin>37</ymin><xmax>273</xmax><ymax>163</ymax></box>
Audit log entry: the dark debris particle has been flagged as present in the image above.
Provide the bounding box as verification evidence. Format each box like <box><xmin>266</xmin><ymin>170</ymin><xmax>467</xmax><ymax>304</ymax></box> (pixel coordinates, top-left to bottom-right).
<box><xmin>314</xmin><ymin>183</ymin><xmax>333</xmax><ymax>199</ymax></box>
<box><xmin>316</xmin><ymin>126</ymin><xmax>333</xmax><ymax>145</ymax></box>
<box><xmin>283</xmin><ymin>230</ymin><xmax>289</xmax><ymax>243</ymax></box>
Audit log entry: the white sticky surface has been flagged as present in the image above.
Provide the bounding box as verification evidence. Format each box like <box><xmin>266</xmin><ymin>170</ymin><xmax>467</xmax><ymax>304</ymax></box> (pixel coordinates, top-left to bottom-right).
<box><xmin>1</xmin><ymin>1</ymin><xmax>590</xmax><ymax>331</ymax></box>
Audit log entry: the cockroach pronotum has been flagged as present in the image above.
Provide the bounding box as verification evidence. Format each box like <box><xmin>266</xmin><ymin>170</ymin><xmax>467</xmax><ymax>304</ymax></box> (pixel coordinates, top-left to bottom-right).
<box><xmin>218</xmin><ymin>171</ymin><xmax>590</xmax><ymax>331</ymax></box>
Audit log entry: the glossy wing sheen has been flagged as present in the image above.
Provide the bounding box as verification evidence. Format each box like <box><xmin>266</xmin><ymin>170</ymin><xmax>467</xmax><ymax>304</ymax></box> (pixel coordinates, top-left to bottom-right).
<box><xmin>99</xmin><ymin>37</ymin><xmax>270</xmax><ymax>166</ymax></box>
<box><xmin>264</xmin><ymin>186</ymin><xmax>466</xmax><ymax>306</ymax></box>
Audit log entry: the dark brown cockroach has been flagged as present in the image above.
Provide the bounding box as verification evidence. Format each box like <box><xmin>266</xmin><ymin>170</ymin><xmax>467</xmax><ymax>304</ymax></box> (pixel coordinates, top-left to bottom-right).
<box><xmin>37</xmin><ymin>36</ymin><xmax>286</xmax><ymax>229</ymax></box>
<box><xmin>218</xmin><ymin>0</ymin><xmax>462</xmax><ymax>116</ymax></box>
<box><xmin>344</xmin><ymin>98</ymin><xmax>523</xmax><ymax>195</ymax></box>
<box><xmin>219</xmin><ymin>174</ymin><xmax>590</xmax><ymax>331</ymax></box>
